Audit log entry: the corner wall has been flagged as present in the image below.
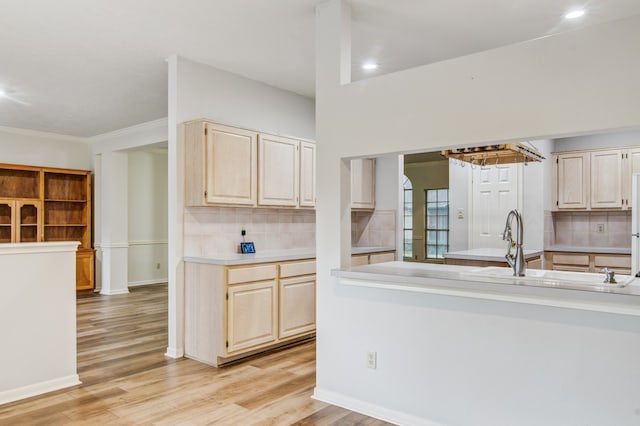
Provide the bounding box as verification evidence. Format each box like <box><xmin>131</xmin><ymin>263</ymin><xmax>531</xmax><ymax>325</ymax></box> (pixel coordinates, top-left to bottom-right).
<box><xmin>315</xmin><ymin>1</ymin><xmax>640</xmax><ymax>424</ymax></box>
<box><xmin>167</xmin><ymin>56</ymin><xmax>315</xmax><ymax>358</ymax></box>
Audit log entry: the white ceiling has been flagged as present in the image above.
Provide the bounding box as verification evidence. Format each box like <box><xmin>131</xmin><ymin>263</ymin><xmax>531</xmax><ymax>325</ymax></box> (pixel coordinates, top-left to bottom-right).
<box><xmin>1</xmin><ymin>0</ymin><xmax>640</xmax><ymax>137</ymax></box>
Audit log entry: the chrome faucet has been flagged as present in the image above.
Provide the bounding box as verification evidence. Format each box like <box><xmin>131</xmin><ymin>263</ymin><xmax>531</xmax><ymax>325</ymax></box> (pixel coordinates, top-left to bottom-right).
<box><xmin>502</xmin><ymin>209</ymin><xmax>526</xmax><ymax>277</ymax></box>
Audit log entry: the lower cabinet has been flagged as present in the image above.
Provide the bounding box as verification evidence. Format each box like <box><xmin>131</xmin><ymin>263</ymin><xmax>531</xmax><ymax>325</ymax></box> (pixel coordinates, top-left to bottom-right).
<box><xmin>76</xmin><ymin>249</ymin><xmax>95</xmax><ymax>291</ymax></box>
<box><xmin>544</xmin><ymin>251</ymin><xmax>631</xmax><ymax>275</ymax></box>
<box><xmin>185</xmin><ymin>258</ymin><xmax>316</xmax><ymax>367</ymax></box>
<box><xmin>227</xmin><ymin>280</ymin><xmax>278</xmax><ymax>353</ymax></box>
<box><xmin>351</xmin><ymin>250</ymin><xmax>395</xmax><ymax>266</ymax></box>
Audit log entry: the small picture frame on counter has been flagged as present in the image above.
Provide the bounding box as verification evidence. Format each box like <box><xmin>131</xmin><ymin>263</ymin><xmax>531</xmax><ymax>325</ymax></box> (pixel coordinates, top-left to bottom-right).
<box><xmin>240</xmin><ymin>242</ymin><xmax>256</xmax><ymax>254</ymax></box>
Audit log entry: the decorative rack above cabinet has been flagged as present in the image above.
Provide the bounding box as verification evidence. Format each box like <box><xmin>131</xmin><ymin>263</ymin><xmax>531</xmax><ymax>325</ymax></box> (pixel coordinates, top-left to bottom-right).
<box><xmin>0</xmin><ymin>163</ymin><xmax>94</xmax><ymax>291</ymax></box>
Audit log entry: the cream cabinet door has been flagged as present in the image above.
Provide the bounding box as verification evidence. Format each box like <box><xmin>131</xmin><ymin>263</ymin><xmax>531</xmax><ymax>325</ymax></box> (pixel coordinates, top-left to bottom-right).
<box><xmin>351</xmin><ymin>158</ymin><xmax>375</xmax><ymax>210</ymax></box>
<box><xmin>299</xmin><ymin>141</ymin><xmax>316</xmax><ymax>207</ymax></box>
<box><xmin>279</xmin><ymin>275</ymin><xmax>316</xmax><ymax>339</ymax></box>
<box><xmin>590</xmin><ymin>150</ymin><xmax>622</xmax><ymax>209</ymax></box>
<box><xmin>204</xmin><ymin>123</ymin><xmax>257</xmax><ymax>205</ymax></box>
<box><xmin>227</xmin><ymin>280</ymin><xmax>277</xmax><ymax>353</ymax></box>
<box><xmin>556</xmin><ymin>152</ymin><xmax>589</xmax><ymax>209</ymax></box>
<box><xmin>622</xmin><ymin>148</ymin><xmax>640</xmax><ymax>208</ymax></box>
<box><xmin>258</xmin><ymin>134</ymin><xmax>300</xmax><ymax>207</ymax></box>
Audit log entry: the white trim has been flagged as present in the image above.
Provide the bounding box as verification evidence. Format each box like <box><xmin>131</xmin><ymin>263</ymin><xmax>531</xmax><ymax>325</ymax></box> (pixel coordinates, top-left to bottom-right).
<box><xmin>312</xmin><ymin>387</ymin><xmax>444</xmax><ymax>426</ymax></box>
<box><xmin>128</xmin><ymin>278</ymin><xmax>168</xmax><ymax>287</ymax></box>
<box><xmin>99</xmin><ymin>242</ymin><xmax>129</xmax><ymax>249</ymax></box>
<box><xmin>0</xmin><ymin>374</ymin><xmax>81</xmax><ymax>405</ymax></box>
<box><xmin>0</xmin><ymin>125</ymin><xmax>88</xmax><ymax>143</ymax></box>
<box><xmin>128</xmin><ymin>240</ymin><xmax>168</xmax><ymax>246</ymax></box>
<box><xmin>99</xmin><ymin>288</ymin><xmax>130</xmax><ymax>295</ymax></box>
<box><xmin>0</xmin><ymin>242</ymin><xmax>79</xmax><ymax>255</ymax></box>
<box><xmin>164</xmin><ymin>346</ymin><xmax>184</xmax><ymax>359</ymax></box>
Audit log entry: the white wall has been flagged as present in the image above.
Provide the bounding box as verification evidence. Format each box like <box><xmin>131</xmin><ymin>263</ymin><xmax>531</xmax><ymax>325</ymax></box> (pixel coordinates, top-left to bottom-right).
<box><xmin>0</xmin><ymin>126</ymin><xmax>91</xmax><ymax>170</ymax></box>
<box><xmin>0</xmin><ymin>242</ymin><xmax>80</xmax><ymax>404</ymax></box>
<box><xmin>448</xmin><ymin>160</ymin><xmax>469</xmax><ymax>251</ymax></box>
<box><xmin>315</xmin><ymin>2</ymin><xmax>640</xmax><ymax>424</ymax></box>
<box><xmin>167</xmin><ymin>56</ymin><xmax>315</xmax><ymax>358</ymax></box>
<box><xmin>128</xmin><ymin>150</ymin><xmax>168</xmax><ymax>286</ymax></box>
<box><xmin>90</xmin><ymin>118</ymin><xmax>168</xmax><ymax>294</ymax></box>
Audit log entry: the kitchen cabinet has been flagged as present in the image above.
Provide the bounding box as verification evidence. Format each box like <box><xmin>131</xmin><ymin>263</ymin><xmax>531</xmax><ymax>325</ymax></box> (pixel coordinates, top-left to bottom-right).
<box><xmin>184</xmin><ymin>258</ymin><xmax>316</xmax><ymax>367</ymax></box>
<box><xmin>544</xmin><ymin>251</ymin><xmax>631</xmax><ymax>275</ymax></box>
<box><xmin>227</xmin><ymin>279</ymin><xmax>278</xmax><ymax>353</ymax></box>
<box><xmin>185</xmin><ymin>119</ymin><xmax>315</xmax><ymax>209</ymax></box>
<box><xmin>553</xmin><ymin>146</ymin><xmax>640</xmax><ymax>211</ymax></box>
<box><xmin>0</xmin><ymin>164</ymin><xmax>94</xmax><ymax>291</ymax></box>
<box><xmin>299</xmin><ymin>141</ymin><xmax>316</xmax><ymax>208</ymax></box>
<box><xmin>185</xmin><ymin>121</ymin><xmax>258</xmax><ymax>206</ymax></box>
<box><xmin>555</xmin><ymin>152</ymin><xmax>589</xmax><ymax>210</ymax></box>
<box><xmin>351</xmin><ymin>158</ymin><xmax>376</xmax><ymax>210</ymax></box>
<box><xmin>351</xmin><ymin>250</ymin><xmax>395</xmax><ymax>266</ymax></box>
<box><xmin>258</xmin><ymin>134</ymin><xmax>299</xmax><ymax>207</ymax></box>
<box><xmin>590</xmin><ymin>149</ymin><xmax>623</xmax><ymax>209</ymax></box>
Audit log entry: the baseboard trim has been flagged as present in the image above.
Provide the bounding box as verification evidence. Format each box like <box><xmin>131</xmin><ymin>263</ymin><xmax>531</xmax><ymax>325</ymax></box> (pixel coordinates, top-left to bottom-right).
<box><xmin>128</xmin><ymin>279</ymin><xmax>168</xmax><ymax>287</ymax></box>
<box><xmin>165</xmin><ymin>346</ymin><xmax>184</xmax><ymax>359</ymax></box>
<box><xmin>99</xmin><ymin>288</ymin><xmax>130</xmax><ymax>295</ymax></box>
<box><xmin>0</xmin><ymin>374</ymin><xmax>81</xmax><ymax>406</ymax></box>
<box><xmin>312</xmin><ymin>387</ymin><xmax>444</xmax><ymax>426</ymax></box>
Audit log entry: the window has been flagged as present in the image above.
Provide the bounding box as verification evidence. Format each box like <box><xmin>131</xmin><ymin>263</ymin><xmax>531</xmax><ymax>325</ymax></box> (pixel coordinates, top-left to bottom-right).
<box><xmin>403</xmin><ymin>176</ymin><xmax>413</xmax><ymax>258</ymax></box>
<box><xmin>425</xmin><ymin>189</ymin><xmax>449</xmax><ymax>259</ymax></box>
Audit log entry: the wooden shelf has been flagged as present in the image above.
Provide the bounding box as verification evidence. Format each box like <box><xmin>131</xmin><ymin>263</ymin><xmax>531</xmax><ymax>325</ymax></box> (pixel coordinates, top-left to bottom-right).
<box><xmin>44</xmin><ymin>224</ymin><xmax>87</xmax><ymax>227</ymax></box>
<box><xmin>45</xmin><ymin>199</ymin><xmax>87</xmax><ymax>203</ymax></box>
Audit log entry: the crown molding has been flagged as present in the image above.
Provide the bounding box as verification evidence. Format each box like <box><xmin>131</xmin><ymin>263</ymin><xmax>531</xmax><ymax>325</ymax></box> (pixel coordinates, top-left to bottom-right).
<box><xmin>89</xmin><ymin>117</ymin><xmax>168</xmax><ymax>143</ymax></box>
<box><xmin>0</xmin><ymin>125</ymin><xmax>88</xmax><ymax>143</ymax></box>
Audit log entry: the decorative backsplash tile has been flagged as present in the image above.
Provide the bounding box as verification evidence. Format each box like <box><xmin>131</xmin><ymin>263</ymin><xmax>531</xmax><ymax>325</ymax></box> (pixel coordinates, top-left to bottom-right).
<box><xmin>352</xmin><ymin>210</ymin><xmax>396</xmax><ymax>247</ymax></box>
<box><xmin>183</xmin><ymin>207</ymin><xmax>397</xmax><ymax>257</ymax></box>
<box><xmin>184</xmin><ymin>207</ymin><xmax>315</xmax><ymax>257</ymax></box>
<box><xmin>548</xmin><ymin>210</ymin><xmax>631</xmax><ymax>248</ymax></box>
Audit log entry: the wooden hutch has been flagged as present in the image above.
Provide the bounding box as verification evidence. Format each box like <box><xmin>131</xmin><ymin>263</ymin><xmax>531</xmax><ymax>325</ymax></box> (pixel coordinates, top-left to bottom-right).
<box><xmin>0</xmin><ymin>163</ymin><xmax>94</xmax><ymax>291</ymax></box>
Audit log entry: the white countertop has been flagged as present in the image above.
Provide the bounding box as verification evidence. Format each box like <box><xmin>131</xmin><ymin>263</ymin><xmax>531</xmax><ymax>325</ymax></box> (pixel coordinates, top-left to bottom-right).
<box><xmin>184</xmin><ymin>246</ymin><xmax>395</xmax><ymax>266</ymax></box>
<box><xmin>444</xmin><ymin>248</ymin><xmax>543</xmax><ymax>262</ymax></box>
<box><xmin>544</xmin><ymin>245</ymin><xmax>631</xmax><ymax>255</ymax></box>
<box><xmin>332</xmin><ymin>261</ymin><xmax>640</xmax><ymax>316</ymax></box>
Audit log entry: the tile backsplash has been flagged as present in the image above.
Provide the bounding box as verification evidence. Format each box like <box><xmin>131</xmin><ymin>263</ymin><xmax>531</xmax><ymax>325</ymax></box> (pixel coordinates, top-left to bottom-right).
<box><xmin>352</xmin><ymin>210</ymin><xmax>396</xmax><ymax>247</ymax></box>
<box><xmin>184</xmin><ymin>207</ymin><xmax>315</xmax><ymax>257</ymax></box>
<box><xmin>184</xmin><ymin>207</ymin><xmax>397</xmax><ymax>257</ymax></box>
<box><xmin>546</xmin><ymin>210</ymin><xmax>631</xmax><ymax>248</ymax></box>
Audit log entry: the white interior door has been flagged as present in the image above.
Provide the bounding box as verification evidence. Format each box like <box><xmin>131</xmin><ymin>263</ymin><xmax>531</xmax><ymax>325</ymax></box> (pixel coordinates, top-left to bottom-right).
<box><xmin>470</xmin><ymin>164</ymin><xmax>520</xmax><ymax>249</ymax></box>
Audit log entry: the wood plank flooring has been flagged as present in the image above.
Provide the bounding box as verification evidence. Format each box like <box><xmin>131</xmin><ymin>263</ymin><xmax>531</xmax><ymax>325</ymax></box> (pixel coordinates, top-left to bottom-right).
<box><xmin>0</xmin><ymin>284</ymin><xmax>394</xmax><ymax>425</ymax></box>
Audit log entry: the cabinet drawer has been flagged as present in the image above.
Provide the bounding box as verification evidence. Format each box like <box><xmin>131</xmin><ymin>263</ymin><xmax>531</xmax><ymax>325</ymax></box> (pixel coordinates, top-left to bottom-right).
<box><xmin>552</xmin><ymin>254</ymin><xmax>589</xmax><ymax>266</ymax></box>
<box><xmin>594</xmin><ymin>255</ymin><xmax>631</xmax><ymax>269</ymax></box>
<box><xmin>552</xmin><ymin>265</ymin><xmax>590</xmax><ymax>273</ymax></box>
<box><xmin>280</xmin><ymin>260</ymin><xmax>316</xmax><ymax>278</ymax></box>
<box><xmin>227</xmin><ymin>264</ymin><xmax>277</xmax><ymax>284</ymax></box>
<box><xmin>369</xmin><ymin>252</ymin><xmax>395</xmax><ymax>264</ymax></box>
<box><xmin>351</xmin><ymin>254</ymin><xmax>369</xmax><ymax>267</ymax></box>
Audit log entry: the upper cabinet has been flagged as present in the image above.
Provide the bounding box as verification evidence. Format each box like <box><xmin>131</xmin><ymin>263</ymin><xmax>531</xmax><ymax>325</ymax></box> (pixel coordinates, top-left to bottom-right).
<box><xmin>590</xmin><ymin>149</ymin><xmax>623</xmax><ymax>209</ymax></box>
<box><xmin>184</xmin><ymin>119</ymin><xmax>315</xmax><ymax>209</ymax></box>
<box><xmin>299</xmin><ymin>142</ymin><xmax>316</xmax><ymax>208</ymax></box>
<box><xmin>556</xmin><ymin>152</ymin><xmax>589</xmax><ymax>209</ymax></box>
<box><xmin>553</xmin><ymin>147</ymin><xmax>638</xmax><ymax>211</ymax></box>
<box><xmin>185</xmin><ymin>121</ymin><xmax>258</xmax><ymax>206</ymax></box>
<box><xmin>351</xmin><ymin>158</ymin><xmax>376</xmax><ymax>210</ymax></box>
<box><xmin>258</xmin><ymin>134</ymin><xmax>300</xmax><ymax>207</ymax></box>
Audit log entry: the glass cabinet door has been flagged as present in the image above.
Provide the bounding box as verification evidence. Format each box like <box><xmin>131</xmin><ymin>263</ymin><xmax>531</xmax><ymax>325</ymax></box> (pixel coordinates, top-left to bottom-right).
<box><xmin>0</xmin><ymin>200</ymin><xmax>16</xmax><ymax>243</ymax></box>
<box><xmin>16</xmin><ymin>200</ymin><xmax>42</xmax><ymax>243</ymax></box>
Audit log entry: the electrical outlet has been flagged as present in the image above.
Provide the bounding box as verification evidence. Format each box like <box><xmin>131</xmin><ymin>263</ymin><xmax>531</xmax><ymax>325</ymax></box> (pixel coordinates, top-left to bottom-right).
<box><xmin>241</xmin><ymin>229</ymin><xmax>246</xmax><ymax>236</ymax></box>
<box><xmin>156</xmin><ymin>263</ymin><xmax>161</xmax><ymax>269</ymax></box>
<box><xmin>457</xmin><ymin>208</ymin><xmax>464</xmax><ymax>219</ymax></box>
<box><xmin>366</xmin><ymin>351</ymin><xmax>377</xmax><ymax>369</ymax></box>
<box><xmin>597</xmin><ymin>223</ymin><xmax>605</xmax><ymax>233</ymax></box>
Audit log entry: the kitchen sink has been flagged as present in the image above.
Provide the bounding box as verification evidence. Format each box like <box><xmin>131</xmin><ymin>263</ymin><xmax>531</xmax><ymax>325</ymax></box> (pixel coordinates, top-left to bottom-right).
<box><xmin>462</xmin><ymin>267</ymin><xmax>635</xmax><ymax>289</ymax></box>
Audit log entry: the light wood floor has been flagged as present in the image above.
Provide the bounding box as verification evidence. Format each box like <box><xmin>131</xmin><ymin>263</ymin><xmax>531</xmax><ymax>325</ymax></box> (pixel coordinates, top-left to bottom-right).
<box><xmin>0</xmin><ymin>284</ymin><xmax>394</xmax><ymax>425</ymax></box>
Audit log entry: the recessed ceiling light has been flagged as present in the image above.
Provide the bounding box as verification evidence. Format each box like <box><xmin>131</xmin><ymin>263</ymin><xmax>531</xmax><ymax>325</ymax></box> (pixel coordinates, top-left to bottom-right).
<box><xmin>362</xmin><ymin>62</ymin><xmax>378</xmax><ymax>71</ymax></box>
<box><xmin>565</xmin><ymin>9</ymin><xmax>586</xmax><ymax>20</ymax></box>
